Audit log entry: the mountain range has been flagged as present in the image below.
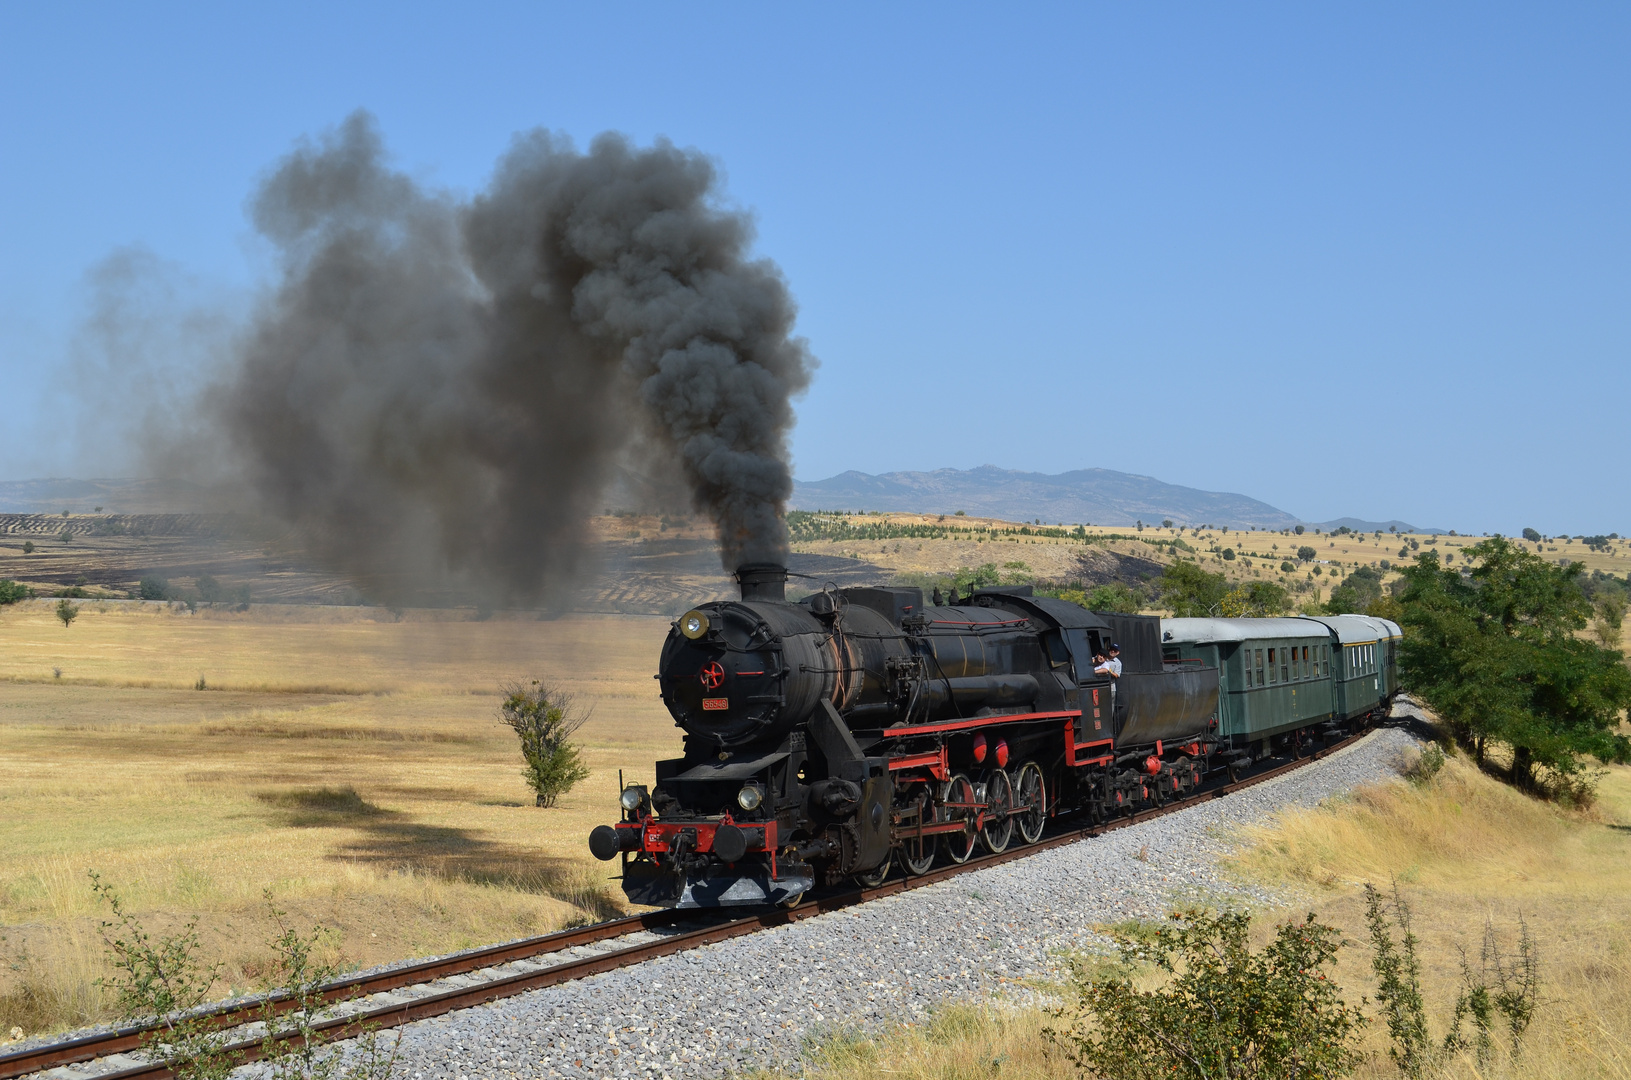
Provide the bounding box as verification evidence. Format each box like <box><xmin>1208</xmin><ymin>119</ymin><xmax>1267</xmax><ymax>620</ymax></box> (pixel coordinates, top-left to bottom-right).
<box><xmin>1</xmin><ymin>470</ymin><xmax>1439</xmax><ymax>534</ymax></box>
<box><xmin>791</xmin><ymin>466</ymin><xmax>1437</xmax><ymax>533</ymax></box>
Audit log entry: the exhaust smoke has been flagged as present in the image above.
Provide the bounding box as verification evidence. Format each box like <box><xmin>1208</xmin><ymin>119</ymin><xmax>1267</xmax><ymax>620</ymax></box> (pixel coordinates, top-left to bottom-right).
<box><xmin>185</xmin><ymin>112</ymin><xmax>812</xmax><ymax>604</ymax></box>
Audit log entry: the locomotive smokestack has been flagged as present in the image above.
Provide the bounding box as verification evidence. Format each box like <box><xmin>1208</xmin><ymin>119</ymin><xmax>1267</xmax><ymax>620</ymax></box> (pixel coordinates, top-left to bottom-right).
<box><xmin>736</xmin><ymin>563</ymin><xmax>787</xmax><ymax>603</ymax></box>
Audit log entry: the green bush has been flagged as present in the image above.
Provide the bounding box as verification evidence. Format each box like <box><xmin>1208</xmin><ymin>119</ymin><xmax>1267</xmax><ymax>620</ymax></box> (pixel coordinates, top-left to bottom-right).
<box><xmin>1049</xmin><ymin>907</ymin><xmax>1366</xmax><ymax>1080</ymax></box>
<box><xmin>498</xmin><ymin>681</ymin><xmax>592</xmax><ymax>807</ymax></box>
<box><xmin>138</xmin><ymin>576</ymin><xmax>170</xmax><ymax>601</ymax></box>
<box><xmin>0</xmin><ymin>579</ymin><xmax>29</xmax><ymax>605</ymax></box>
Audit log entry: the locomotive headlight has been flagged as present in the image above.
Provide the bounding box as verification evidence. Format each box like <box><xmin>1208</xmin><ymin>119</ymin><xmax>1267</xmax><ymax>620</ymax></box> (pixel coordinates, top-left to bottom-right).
<box><xmin>620</xmin><ymin>785</ymin><xmax>647</xmax><ymax>811</ymax></box>
<box><xmin>736</xmin><ymin>784</ymin><xmax>765</xmax><ymax>811</ymax></box>
<box><xmin>680</xmin><ymin>610</ymin><xmax>710</xmax><ymax>640</ymax></box>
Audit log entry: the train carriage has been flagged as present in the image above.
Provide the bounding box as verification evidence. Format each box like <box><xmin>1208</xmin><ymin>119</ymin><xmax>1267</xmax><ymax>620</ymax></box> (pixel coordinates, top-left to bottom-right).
<box><xmin>1160</xmin><ymin>618</ymin><xmax>1336</xmax><ymax>765</ymax></box>
<box><xmin>1305</xmin><ymin>615</ymin><xmax>1402</xmax><ymax>723</ymax></box>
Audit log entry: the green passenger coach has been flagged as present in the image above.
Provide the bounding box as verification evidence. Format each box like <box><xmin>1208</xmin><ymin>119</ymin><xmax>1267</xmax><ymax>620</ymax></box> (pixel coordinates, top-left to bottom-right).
<box><xmin>1160</xmin><ymin>614</ymin><xmax>1401</xmax><ymax>772</ymax></box>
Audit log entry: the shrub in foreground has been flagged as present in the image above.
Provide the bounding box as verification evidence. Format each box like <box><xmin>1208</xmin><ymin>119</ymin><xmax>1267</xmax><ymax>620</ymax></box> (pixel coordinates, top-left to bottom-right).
<box><xmin>1049</xmin><ymin>907</ymin><xmax>1366</xmax><ymax>1080</ymax></box>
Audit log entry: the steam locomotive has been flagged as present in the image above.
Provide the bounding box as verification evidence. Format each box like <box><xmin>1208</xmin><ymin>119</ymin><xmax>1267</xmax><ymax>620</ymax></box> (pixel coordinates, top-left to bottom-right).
<box><xmin>588</xmin><ymin>564</ymin><xmax>1397</xmax><ymax>908</ymax></box>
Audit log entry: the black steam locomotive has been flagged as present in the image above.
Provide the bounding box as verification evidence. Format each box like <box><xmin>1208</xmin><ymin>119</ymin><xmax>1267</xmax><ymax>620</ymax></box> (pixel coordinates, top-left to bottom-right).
<box><xmin>588</xmin><ymin>563</ymin><xmax>1223</xmax><ymax>907</ymax></box>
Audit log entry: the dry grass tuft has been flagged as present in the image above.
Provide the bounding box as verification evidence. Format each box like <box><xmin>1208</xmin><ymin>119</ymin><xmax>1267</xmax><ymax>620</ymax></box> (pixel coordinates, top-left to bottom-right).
<box><xmin>755</xmin><ymin>1003</ymin><xmax>1075</xmax><ymax>1080</ymax></box>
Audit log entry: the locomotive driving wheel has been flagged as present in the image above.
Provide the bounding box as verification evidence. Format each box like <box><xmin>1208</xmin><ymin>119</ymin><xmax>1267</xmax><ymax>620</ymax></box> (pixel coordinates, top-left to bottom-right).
<box><xmin>854</xmin><ymin>855</ymin><xmax>891</xmax><ymax>888</ymax></box>
<box><xmin>1011</xmin><ymin>761</ymin><xmax>1046</xmax><ymax>845</ymax></box>
<box><xmin>940</xmin><ymin>773</ymin><xmax>978</xmax><ymax>864</ymax></box>
<box><xmin>899</xmin><ymin>790</ymin><xmax>936</xmax><ymax>875</ymax></box>
<box><xmin>980</xmin><ymin>768</ymin><xmax>1014</xmax><ymax>854</ymax></box>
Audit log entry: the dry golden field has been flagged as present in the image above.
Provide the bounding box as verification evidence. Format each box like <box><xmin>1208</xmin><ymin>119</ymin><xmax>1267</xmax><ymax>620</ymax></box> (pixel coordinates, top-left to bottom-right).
<box><xmin>0</xmin><ymin>599</ymin><xmax>683</xmax><ymax>1034</ymax></box>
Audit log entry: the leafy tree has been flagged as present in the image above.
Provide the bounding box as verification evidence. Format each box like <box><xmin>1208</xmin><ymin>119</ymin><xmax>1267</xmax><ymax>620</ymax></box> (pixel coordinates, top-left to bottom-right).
<box><xmin>1220</xmin><ymin>547</ymin><xmax>1235</xmax><ymax>560</ymax></box>
<box><xmin>139</xmin><ymin>576</ymin><xmax>170</xmax><ymax>601</ymax></box>
<box><xmin>58</xmin><ymin>528</ymin><xmax>73</xmax><ymax>544</ymax></box>
<box><xmin>0</xmin><ymin>579</ymin><xmax>28</xmax><ymax>605</ymax></box>
<box><xmin>1326</xmin><ymin>566</ymin><xmax>1385</xmax><ymax>613</ymax></box>
<box><xmin>1279</xmin><ymin>560</ymin><xmax>1296</xmax><ymax>574</ymax></box>
<box><xmin>1049</xmin><ymin>907</ymin><xmax>1366</xmax><ymax>1080</ymax></box>
<box><xmin>1162</xmin><ymin>519</ymin><xmax>1174</xmax><ymax>529</ymax></box>
<box><xmin>1294</xmin><ymin>524</ymin><xmax>1305</xmax><ymax>534</ymax></box>
<box><xmin>1085</xmin><ymin>582</ymin><xmax>1144</xmax><ymax>613</ymax></box>
<box><xmin>196</xmin><ymin>574</ymin><xmax>223</xmax><ymax>604</ymax></box>
<box><xmin>21</xmin><ymin>540</ymin><xmax>34</xmax><ymax>554</ymax></box>
<box><xmin>1521</xmin><ymin>527</ymin><xmax>1541</xmax><ymax>542</ymax></box>
<box><xmin>1220</xmin><ymin>581</ymin><xmax>1290</xmax><ymax>617</ymax></box>
<box><xmin>1296</xmin><ymin>545</ymin><xmax>1317</xmax><ymax>562</ymax></box>
<box><xmin>1158</xmin><ymin>561</ymin><xmax>1229</xmax><ymax>617</ymax></box>
<box><xmin>1395</xmin><ymin>537</ymin><xmax>1631</xmax><ymax>791</ymax></box>
<box><xmin>56</xmin><ymin>599</ymin><xmax>79</xmax><ymax>627</ymax></box>
<box><xmin>498</xmin><ymin>681</ymin><xmax>592</xmax><ymax>807</ymax></box>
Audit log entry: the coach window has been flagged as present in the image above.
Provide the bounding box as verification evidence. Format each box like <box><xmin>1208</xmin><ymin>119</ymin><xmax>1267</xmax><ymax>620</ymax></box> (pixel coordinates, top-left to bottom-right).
<box><xmin>1243</xmin><ymin>650</ymin><xmax>1253</xmax><ymax>687</ymax></box>
<box><xmin>1301</xmin><ymin>645</ymin><xmax>1310</xmax><ymax>679</ymax></box>
<box><xmin>1281</xmin><ymin>648</ymin><xmax>1290</xmax><ymax>683</ymax></box>
<box><xmin>1256</xmin><ymin>649</ymin><xmax>1265</xmax><ymax>686</ymax></box>
<box><xmin>1322</xmin><ymin>645</ymin><xmax>1329</xmax><ymax>677</ymax></box>
<box><xmin>1267</xmin><ymin>648</ymin><xmax>1277</xmax><ymax>684</ymax></box>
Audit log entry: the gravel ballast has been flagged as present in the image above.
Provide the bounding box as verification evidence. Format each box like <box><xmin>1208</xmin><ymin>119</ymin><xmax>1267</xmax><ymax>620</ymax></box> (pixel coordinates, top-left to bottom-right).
<box><xmin>365</xmin><ymin>717</ymin><xmax>1424</xmax><ymax>1080</ymax></box>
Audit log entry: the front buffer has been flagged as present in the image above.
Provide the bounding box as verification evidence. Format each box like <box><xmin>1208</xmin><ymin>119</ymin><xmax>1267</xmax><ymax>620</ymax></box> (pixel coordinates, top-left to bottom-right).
<box><xmin>590</xmin><ymin>813</ymin><xmax>815</xmax><ymax>908</ymax></box>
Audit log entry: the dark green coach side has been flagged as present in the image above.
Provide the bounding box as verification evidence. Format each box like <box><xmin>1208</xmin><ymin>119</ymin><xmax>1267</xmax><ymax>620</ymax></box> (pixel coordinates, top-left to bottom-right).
<box><xmin>1301</xmin><ymin>614</ymin><xmax>1402</xmax><ymax>723</ymax></box>
<box><xmin>1159</xmin><ymin>618</ymin><xmax>1338</xmax><ymax>754</ymax></box>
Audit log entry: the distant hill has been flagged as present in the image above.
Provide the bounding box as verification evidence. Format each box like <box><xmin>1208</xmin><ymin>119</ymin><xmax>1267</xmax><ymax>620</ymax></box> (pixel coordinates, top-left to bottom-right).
<box><xmin>791</xmin><ymin>466</ymin><xmax>1439</xmax><ymax>533</ymax></box>
<box><xmin>1</xmin><ymin>473</ymin><xmax>1442</xmax><ymax>535</ymax></box>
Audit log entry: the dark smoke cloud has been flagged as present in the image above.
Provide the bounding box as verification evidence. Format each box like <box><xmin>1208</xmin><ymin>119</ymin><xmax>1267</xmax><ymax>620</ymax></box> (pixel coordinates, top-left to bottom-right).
<box><xmin>195</xmin><ymin>112</ymin><xmax>812</xmax><ymax>603</ymax></box>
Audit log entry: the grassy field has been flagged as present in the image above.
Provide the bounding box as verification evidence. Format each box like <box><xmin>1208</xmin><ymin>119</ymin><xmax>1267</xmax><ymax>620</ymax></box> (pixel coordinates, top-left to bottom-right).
<box><xmin>0</xmin><ymin>599</ymin><xmax>682</xmax><ymax>1036</ymax></box>
<box><xmin>758</xmin><ymin>745</ymin><xmax>1631</xmax><ymax>1080</ymax></box>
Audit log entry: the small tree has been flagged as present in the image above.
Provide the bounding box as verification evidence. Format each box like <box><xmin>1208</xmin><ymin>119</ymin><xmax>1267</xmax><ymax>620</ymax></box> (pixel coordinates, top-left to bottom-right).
<box><xmin>21</xmin><ymin>540</ymin><xmax>34</xmax><ymax>554</ymax></box>
<box><xmin>139</xmin><ymin>576</ymin><xmax>170</xmax><ymax>601</ymax></box>
<box><xmin>498</xmin><ymin>681</ymin><xmax>592</xmax><ymax>807</ymax></box>
<box><xmin>1050</xmin><ymin>908</ymin><xmax>1366</xmax><ymax>1080</ymax></box>
<box><xmin>56</xmin><ymin>599</ymin><xmax>79</xmax><ymax>627</ymax></box>
<box><xmin>1297</xmin><ymin>545</ymin><xmax>1318</xmax><ymax>562</ymax></box>
<box><xmin>0</xmin><ymin>579</ymin><xmax>28</xmax><ymax>605</ymax></box>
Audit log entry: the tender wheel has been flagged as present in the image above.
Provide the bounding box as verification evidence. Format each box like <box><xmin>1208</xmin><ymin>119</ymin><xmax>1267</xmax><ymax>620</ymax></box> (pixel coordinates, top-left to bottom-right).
<box><xmin>778</xmin><ymin>891</ymin><xmax>805</xmax><ymax>908</ymax></box>
<box><xmin>899</xmin><ymin>791</ymin><xmax>936</xmax><ymax>875</ymax></box>
<box><xmin>939</xmin><ymin>773</ymin><xmax>978</xmax><ymax>864</ymax></box>
<box><xmin>980</xmin><ymin>769</ymin><xmax>1014</xmax><ymax>854</ymax></box>
<box><xmin>1012</xmin><ymin>761</ymin><xmax>1046</xmax><ymax>845</ymax></box>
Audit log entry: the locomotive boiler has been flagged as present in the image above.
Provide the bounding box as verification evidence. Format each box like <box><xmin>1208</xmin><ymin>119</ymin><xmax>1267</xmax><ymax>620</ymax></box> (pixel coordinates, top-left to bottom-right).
<box><xmin>588</xmin><ymin>564</ymin><xmax>1222</xmax><ymax>907</ymax></box>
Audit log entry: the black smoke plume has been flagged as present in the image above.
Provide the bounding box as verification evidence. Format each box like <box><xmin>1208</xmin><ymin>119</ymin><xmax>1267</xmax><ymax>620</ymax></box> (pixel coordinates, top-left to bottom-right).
<box><xmin>199</xmin><ymin>112</ymin><xmax>812</xmax><ymax>604</ymax></box>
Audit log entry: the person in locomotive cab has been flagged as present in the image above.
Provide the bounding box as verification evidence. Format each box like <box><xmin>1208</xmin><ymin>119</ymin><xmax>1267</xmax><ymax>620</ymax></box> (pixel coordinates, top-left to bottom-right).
<box><xmin>1093</xmin><ymin>642</ymin><xmax>1122</xmax><ymax>679</ymax></box>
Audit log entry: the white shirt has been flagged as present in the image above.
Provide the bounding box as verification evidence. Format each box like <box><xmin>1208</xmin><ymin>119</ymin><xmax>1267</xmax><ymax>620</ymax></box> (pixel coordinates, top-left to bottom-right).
<box><xmin>1095</xmin><ymin>656</ymin><xmax>1122</xmax><ymax>678</ymax></box>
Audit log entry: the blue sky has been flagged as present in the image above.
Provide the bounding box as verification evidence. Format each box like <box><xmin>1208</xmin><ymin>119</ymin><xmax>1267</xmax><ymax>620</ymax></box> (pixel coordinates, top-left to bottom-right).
<box><xmin>2</xmin><ymin>3</ymin><xmax>1627</xmax><ymax>535</ymax></box>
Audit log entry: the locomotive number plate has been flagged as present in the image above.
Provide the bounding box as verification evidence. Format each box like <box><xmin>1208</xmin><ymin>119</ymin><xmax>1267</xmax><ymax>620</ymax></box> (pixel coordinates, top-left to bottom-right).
<box><xmin>702</xmin><ymin>697</ymin><xmax>729</xmax><ymax>711</ymax></box>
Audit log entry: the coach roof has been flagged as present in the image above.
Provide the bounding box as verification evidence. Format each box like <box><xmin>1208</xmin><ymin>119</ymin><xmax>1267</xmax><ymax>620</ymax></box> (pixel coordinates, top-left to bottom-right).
<box><xmin>1160</xmin><ymin>617</ymin><xmax>1337</xmax><ymax>644</ymax></box>
<box><xmin>1302</xmin><ymin>614</ymin><xmax>1403</xmax><ymax>644</ymax></box>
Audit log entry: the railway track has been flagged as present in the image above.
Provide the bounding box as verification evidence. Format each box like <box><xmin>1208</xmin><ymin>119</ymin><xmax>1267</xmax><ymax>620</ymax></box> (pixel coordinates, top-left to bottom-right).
<box><xmin>3</xmin><ymin>727</ymin><xmax>1372</xmax><ymax>1080</ymax></box>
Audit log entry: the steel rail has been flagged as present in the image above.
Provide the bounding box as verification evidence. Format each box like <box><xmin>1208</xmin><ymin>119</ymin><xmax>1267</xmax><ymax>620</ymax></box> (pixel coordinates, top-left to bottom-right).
<box><xmin>3</xmin><ymin>727</ymin><xmax>1371</xmax><ymax>1080</ymax></box>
